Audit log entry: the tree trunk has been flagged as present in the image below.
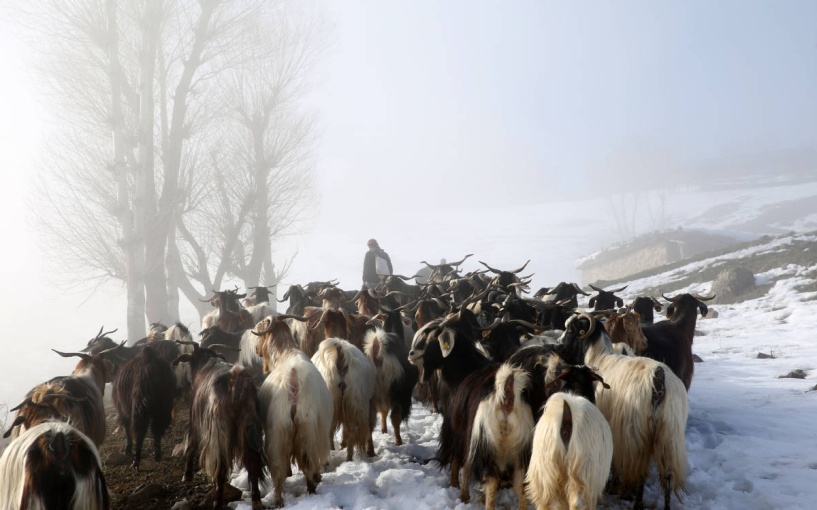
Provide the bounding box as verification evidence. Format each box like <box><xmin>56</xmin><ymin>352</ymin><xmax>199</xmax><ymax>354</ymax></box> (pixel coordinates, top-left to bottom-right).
<box><xmin>108</xmin><ymin>0</ymin><xmax>146</xmax><ymax>339</ymax></box>
<box><xmin>140</xmin><ymin>1</ymin><xmax>167</xmax><ymax>324</ymax></box>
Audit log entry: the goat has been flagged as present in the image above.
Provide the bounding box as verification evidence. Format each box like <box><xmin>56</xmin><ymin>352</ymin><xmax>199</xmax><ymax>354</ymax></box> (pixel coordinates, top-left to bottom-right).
<box><xmin>560</xmin><ymin>312</ymin><xmax>688</xmax><ymax>510</ymax></box>
<box><xmin>278</xmin><ymin>284</ymin><xmax>320</xmax><ymax>315</ymax></box>
<box><xmin>363</xmin><ymin>328</ymin><xmax>419</xmax><ymax>446</ymax></box>
<box><xmin>172</xmin><ymin>342</ymin><xmax>266</xmax><ymax>510</ymax></box>
<box><xmin>526</xmin><ymin>362</ymin><xmax>613</xmax><ymax>510</ymax></box>
<box><xmin>420</xmin><ymin>253</ymin><xmax>473</xmax><ymax>283</ymax></box>
<box><xmin>606</xmin><ymin>310</ymin><xmax>648</xmax><ymax>355</ymax></box>
<box><xmin>112</xmin><ymin>345</ymin><xmax>176</xmax><ymax>469</ymax></box>
<box><xmin>201</xmin><ymin>289</ymin><xmax>255</xmax><ymax>333</ymax></box>
<box><xmin>311</xmin><ymin>337</ymin><xmax>376</xmax><ymax>461</ymax></box>
<box><xmin>631</xmin><ymin>296</ymin><xmax>664</xmax><ymax>325</ymax></box>
<box><xmin>453</xmin><ymin>363</ymin><xmax>534</xmax><ymax>509</ymax></box>
<box><xmin>6</xmin><ymin>344</ymin><xmax>119</xmax><ymax>447</ymax></box>
<box><xmin>0</xmin><ymin>421</ymin><xmax>111</xmax><ymax>510</ymax></box>
<box><xmin>253</xmin><ymin>315</ymin><xmax>333</xmax><ymax>508</ymax></box>
<box><xmin>199</xmin><ymin>325</ymin><xmax>265</xmax><ymax>385</ymax></box>
<box><xmin>540</xmin><ymin>282</ymin><xmax>589</xmax><ymax>309</ymax></box>
<box><xmin>478</xmin><ymin>260</ymin><xmax>532</xmax><ymax>293</ymax></box>
<box><xmin>588</xmin><ymin>284</ymin><xmax>628</xmax><ymax>311</ymax></box>
<box><xmin>641</xmin><ymin>293</ymin><xmax>714</xmax><ymax>390</ymax></box>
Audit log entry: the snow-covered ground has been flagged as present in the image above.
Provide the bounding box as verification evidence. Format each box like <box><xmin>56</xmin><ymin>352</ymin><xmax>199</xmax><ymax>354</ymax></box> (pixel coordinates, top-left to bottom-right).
<box><xmin>222</xmin><ymin>230</ymin><xmax>817</xmax><ymax>510</ymax></box>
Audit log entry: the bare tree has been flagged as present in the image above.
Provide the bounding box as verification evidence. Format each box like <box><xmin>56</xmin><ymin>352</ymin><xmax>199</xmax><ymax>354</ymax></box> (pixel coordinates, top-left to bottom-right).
<box><xmin>16</xmin><ymin>0</ymin><xmax>325</xmax><ymax>336</ymax></box>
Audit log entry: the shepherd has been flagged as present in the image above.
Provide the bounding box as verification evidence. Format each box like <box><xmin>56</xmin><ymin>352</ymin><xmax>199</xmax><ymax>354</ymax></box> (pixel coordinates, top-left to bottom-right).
<box><xmin>363</xmin><ymin>238</ymin><xmax>393</xmax><ymax>289</ymax></box>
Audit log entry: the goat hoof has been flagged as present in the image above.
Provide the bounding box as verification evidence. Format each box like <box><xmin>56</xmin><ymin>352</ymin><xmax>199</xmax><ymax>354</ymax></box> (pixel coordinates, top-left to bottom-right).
<box><xmin>251</xmin><ymin>500</ymin><xmax>263</xmax><ymax>510</ymax></box>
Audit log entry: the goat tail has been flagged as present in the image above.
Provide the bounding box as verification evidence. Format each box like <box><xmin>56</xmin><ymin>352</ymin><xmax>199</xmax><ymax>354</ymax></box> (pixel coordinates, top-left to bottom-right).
<box><xmin>651</xmin><ymin>366</ymin><xmax>688</xmax><ymax>501</ymax></box>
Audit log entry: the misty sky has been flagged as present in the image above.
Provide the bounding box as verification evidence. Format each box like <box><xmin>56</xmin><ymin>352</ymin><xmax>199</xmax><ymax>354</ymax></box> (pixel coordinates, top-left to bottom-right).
<box><xmin>308</xmin><ymin>0</ymin><xmax>817</xmax><ymax>208</ymax></box>
<box><xmin>0</xmin><ymin>1</ymin><xmax>815</xmax><ymax>326</ymax></box>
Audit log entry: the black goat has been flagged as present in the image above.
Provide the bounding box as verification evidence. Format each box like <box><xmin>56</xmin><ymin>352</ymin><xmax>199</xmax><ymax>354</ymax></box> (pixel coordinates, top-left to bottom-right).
<box><xmin>641</xmin><ymin>293</ymin><xmax>714</xmax><ymax>391</ymax></box>
<box><xmin>588</xmin><ymin>284</ymin><xmax>628</xmax><ymax>311</ymax></box>
<box><xmin>631</xmin><ymin>296</ymin><xmax>663</xmax><ymax>325</ymax></box>
<box><xmin>112</xmin><ymin>345</ymin><xmax>175</xmax><ymax>469</ymax></box>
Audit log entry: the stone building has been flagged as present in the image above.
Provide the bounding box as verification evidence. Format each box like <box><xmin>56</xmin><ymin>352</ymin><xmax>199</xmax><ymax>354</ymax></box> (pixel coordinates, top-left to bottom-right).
<box><xmin>576</xmin><ymin>229</ymin><xmax>738</xmax><ymax>285</ymax></box>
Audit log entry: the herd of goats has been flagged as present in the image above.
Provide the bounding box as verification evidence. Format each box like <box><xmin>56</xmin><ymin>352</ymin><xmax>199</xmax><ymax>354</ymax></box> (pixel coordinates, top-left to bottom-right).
<box><xmin>0</xmin><ymin>254</ymin><xmax>715</xmax><ymax>510</ymax></box>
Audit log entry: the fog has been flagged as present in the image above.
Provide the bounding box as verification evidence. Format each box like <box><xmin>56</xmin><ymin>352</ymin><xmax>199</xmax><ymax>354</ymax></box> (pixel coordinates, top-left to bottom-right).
<box><xmin>1</xmin><ymin>0</ymin><xmax>816</xmax><ymax>422</ymax></box>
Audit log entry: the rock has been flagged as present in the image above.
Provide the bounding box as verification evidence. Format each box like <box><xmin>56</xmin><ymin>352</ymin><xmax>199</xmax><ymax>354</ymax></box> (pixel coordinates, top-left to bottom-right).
<box><xmin>197</xmin><ymin>484</ymin><xmax>242</xmax><ymax>509</ymax></box>
<box><xmin>778</xmin><ymin>369</ymin><xmax>807</xmax><ymax>379</ymax></box>
<box><xmin>711</xmin><ymin>266</ymin><xmax>755</xmax><ymax>301</ymax></box>
<box><xmin>127</xmin><ymin>483</ymin><xmax>169</xmax><ymax>506</ymax></box>
<box><xmin>692</xmin><ymin>354</ymin><xmax>704</xmax><ymax>363</ymax></box>
<box><xmin>104</xmin><ymin>451</ymin><xmax>133</xmax><ymax>466</ymax></box>
<box><xmin>702</xmin><ymin>308</ymin><xmax>719</xmax><ymax>319</ymax></box>
<box><xmin>757</xmin><ymin>352</ymin><xmax>775</xmax><ymax>359</ymax></box>
<box><xmin>171</xmin><ymin>500</ymin><xmax>192</xmax><ymax>510</ymax></box>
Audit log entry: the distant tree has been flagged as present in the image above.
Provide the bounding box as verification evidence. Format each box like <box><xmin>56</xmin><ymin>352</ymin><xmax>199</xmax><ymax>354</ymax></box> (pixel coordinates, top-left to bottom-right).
<box><xmin>16</xmin><ymin>0</ymin><xmax>326</xmax><ymax>337</ymax></box>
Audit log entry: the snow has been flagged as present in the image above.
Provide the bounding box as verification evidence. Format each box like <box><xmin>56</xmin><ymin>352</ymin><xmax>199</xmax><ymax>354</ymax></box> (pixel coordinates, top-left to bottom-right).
<box><xmin>3</xmin><ymin>179</ymin><xmax>817</xmax><ymax>509</ymax></box>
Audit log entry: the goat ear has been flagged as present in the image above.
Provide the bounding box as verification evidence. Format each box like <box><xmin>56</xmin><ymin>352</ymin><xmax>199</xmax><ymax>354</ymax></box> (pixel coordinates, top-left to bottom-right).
<box><xmin>401</xmin><ymin>317</ymin><xmax>412</xmax><ymax>327</ymax></box>
<box><xmin>171</xmin><ymin>354</ymin><xmax>192</xmax><ymax>367</ymax></box>
<box><xmin>588</xmin><ymin>296</ymin><xmax>597</xmax><ymax>308</ymax></box>
<box><xmin>439</xmin><ymin>331</ymin><xmax>455</xmax><ymax>358</ymax></box>
<box><xmin>615</xmin><ymin>297</ymin><xmax>623</xmax><ymax>308</ymax></box>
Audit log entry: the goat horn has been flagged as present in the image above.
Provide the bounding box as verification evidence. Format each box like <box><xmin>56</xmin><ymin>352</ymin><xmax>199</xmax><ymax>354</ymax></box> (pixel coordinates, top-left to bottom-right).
<box><xmin>589</xmin><ymin>284</ymin><xmax>602</xmax><ymax>292</ymax></box>
<box><xmin>478</xmin><ymin>260</ymin><xmax>503</xmax><ymax>274</ymax></box>
<box><xmin>310</xmin><ymin>308</ymin><xmax>331</xmax><ymax>330</ymax></box>
<box><xmin>572</xmin><ymin>283</ymin><xmax>590</xmax><ymax>296</ymax></box>
<box><xmin>449</xmin><ymin>254</ymin><xmax>473</xmax><ymax>267</ymax></box>
<box><xmin>51</xmin><ymin>349</ymin><xmax>91</xmax><ymax>361</ymax></box>
<box><xmin>510</xmin><ymin>260</ymin><xmax>530</xmax><ymax>274</ymax></box>
<box><xmin>694</xmin><ymin>293</ymin><xmax>716</xmax><ymax>301</ymax></box>
<box><xmin>507</xmin><ymin>318</ymin><xmax>537</xmax><ymax>328</ymax></box>
<box><xmin>661</xmin><ymin>293</ymin><xmax>680</xmax><ymax>302</ymax></box>
<box><xmin>97</xmin><ymin>340</ymin><xmax>126</xmax><ymax>357</ymax></box>
<box><xmin>208</xmin><ymin>343</ymin><xmax>241</xmax><ymax>353</ymax></box>
<box><xmin>576</xmin><ymin>312</ymin><xmax>596</xmax><ymax>340</ymax></box>
<box><xmin>9</xmin><ymin>397</ymin><xmax>33</xmax><ymax>412</ymax></box>
<box><xmin>476</xmin><ymin>317</ymin><xmax>502</xmax><ymax>331</ymax></box>
<box><xmin>611</xmin><ymin>285</ymin><xmax>628</xmax><ymax>293</ymax></box>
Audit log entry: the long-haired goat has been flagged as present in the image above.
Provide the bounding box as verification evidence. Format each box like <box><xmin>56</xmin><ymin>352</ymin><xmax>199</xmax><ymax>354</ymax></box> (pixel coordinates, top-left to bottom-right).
<box><xmin>641</xmin><ymin>293</ymin><xmax>714</xmax><ymax>390</ymax></box>
<box><xmin>455</xmin><ymin>363</ymin><xmax>534</xmax><ymax>509</ymax></box>
<box><xmin>172</xmin><ymin>342</ymin><xmax>267</xmax><ymax>510</ymax></box>
<box><xmin>312</xmin><ymin>337</ymin><xmax>376</xmax><ymax>461</ymax></box>
<box><xmin>363</xmin><ymin>327</ymin><xmax>419</xmax><ymax>446</ymax></box>
<box><xmin>253</xmin><ymin>315</ymin><xmax>333</xmax><ymax>508</ymax></box>
<box><xmin>560</xmin><ymin>313</ymin><xmax>688</xmax><ymax>510</ymax></box>
<box><xmin>0</xmin><ymin>421</ymin><xmax>111</xmax><ymax>510</ymax></box>
<box><xmin>526</xmin><ymin>362</ymin><xmax>613</xmax><ymax>510</ymax></box>
<box><xmin>112</xmin><ymin>345</ymin><xmax>176</xmax><ymax>469</ymax></box>
<box><xmin>5</xmin><ymin>344</ymin><xmax>120</xmax><ymax>447</ymax></box>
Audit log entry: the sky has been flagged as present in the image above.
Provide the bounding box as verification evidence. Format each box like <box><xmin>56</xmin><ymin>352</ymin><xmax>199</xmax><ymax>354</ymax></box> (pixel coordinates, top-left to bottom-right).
<box><xmin>0</xmin><ymin>2</ymin><xmax>816</xmax><ymax>406</ymax></box>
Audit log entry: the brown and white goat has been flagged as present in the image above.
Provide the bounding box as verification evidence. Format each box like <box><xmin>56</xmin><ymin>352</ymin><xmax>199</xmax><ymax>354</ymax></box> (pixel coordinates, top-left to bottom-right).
<box><xmin>606</xmin><ymin>310</ymin><xmax>648</xmax><ymax>355</ymax></box>
<box><xmin>112</xmin><ymin>345</ymin><xmax>176</xmax><ymax>469</ymax></box>
<box><xmin>172</xmin><ymin>342</ymin><xmax>266</xmax><ymax>510</ymax></box>
<box><xmin>0</xmin><ymin>421</ymin><xmax>111</xmax><ymax>510</ymax></box>
<box><xmin>363</xmin><ymin>328</ymin><xmax>419</xmax><ymax>446</ymax></box>
<box><xmin>254</xmin><ymin>315</ymin><xmax>333</xmax><ymax>508</ymax></box>
<box><xmin>311</xmin><ymin>337</ymin><xmax>376</xmax><ymax>461</ymax></box>
<box><xmin>5</xmin><ymin>345</ymin><xmax>119</xmax><ymax>447</ymax></box>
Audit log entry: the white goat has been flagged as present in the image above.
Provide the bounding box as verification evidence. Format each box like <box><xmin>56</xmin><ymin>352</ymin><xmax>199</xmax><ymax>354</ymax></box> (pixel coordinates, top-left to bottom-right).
<box><xmin>254</xmin><ymin>315</ymin><xmax>333</xmax><ymax>508</ymax></box>
<box><xmin>312</xmin><ymin>337</ymin><xmax>376</xmax><ymax>461</ymax></box>
<box><xmin>526</xmin><ymin>363</ymin><xmax>613</xmax><ymax>510</ymax></box>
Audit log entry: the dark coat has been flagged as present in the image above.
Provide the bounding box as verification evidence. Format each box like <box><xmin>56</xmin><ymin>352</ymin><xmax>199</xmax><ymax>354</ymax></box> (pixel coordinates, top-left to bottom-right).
<box><xmin>363</xmin><ymin>247</ymin><xmax>393</xmax><ymax>288</ymax></box>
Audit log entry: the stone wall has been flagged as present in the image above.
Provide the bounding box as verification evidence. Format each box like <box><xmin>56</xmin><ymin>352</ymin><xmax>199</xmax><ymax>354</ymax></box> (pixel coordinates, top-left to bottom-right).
<box><xmin>581</xmin><ymin>243</ymin><xmax>672</xmax><ymax>285</ymax></box>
